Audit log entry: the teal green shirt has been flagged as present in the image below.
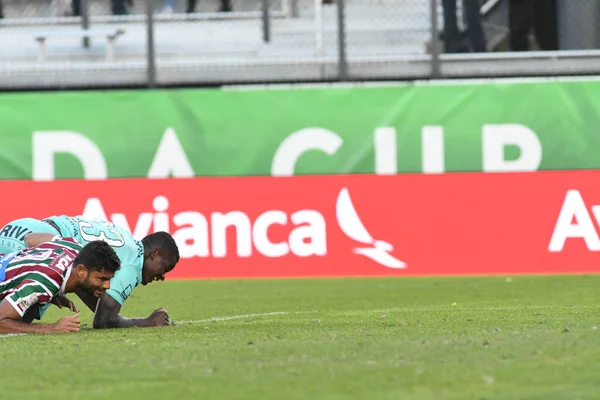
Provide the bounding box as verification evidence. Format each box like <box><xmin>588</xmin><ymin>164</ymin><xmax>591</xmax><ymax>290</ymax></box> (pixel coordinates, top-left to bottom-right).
<box><xmin>47</xmin><ymin>215</ymin><xmax>144</xmax><ymax>305</ymax></box>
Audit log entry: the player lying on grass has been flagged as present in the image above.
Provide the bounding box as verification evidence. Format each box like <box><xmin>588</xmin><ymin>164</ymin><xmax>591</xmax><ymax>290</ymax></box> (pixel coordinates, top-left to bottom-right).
<box><xmin>0</xmin><ymin>215</ymin><xmax>180</xmax><ymax>329</ymax></box>
<box><xmin>0</xmin><ymin>238</ymin><xmax>120</xmax><ymax>334</ymax></box>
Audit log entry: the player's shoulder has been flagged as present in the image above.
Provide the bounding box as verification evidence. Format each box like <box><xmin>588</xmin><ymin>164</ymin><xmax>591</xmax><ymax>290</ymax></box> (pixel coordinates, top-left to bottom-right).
<box><xmin>110</xmin><ymin>256</ymin><xmax>144</xmax><ymax>292</ymax></box>
<box><xmin>116</xmin><ymin>239</ymin><xmax>144</xmax><ymax>263</ymax></box>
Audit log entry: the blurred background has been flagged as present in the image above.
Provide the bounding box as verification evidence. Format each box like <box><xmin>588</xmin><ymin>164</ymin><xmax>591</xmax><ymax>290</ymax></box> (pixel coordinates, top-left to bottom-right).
<box><xmin>1</xmin><ymin>0</ymin><xmax>599</xmax><ymax>89</ymax></box>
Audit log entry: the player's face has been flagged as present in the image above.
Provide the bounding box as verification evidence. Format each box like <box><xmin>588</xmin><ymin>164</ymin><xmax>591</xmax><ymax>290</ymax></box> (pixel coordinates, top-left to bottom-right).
<box><xmin>142</xmin><ymin>250</ymin><xmax>176</xmax><ymax>286</ymax></box>
<box><xmin>77</xmin><ymin>266</ymin><xmax>115</xmax><ymax>297</ymax></box>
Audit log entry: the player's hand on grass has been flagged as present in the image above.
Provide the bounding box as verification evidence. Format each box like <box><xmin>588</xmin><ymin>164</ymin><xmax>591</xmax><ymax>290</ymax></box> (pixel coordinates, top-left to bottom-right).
<box><xmin>51</xmin><ymin>295</ymin><xmax>80</xmax><ymax>313</ymax></box>
<box><xmin>147</xmin><ymin>307</ymin><xmax>170</xmax><ymax>327</ymax></box>
<box><xmin>52</xmin><ymin>315</ymin><xmax>81</xmax><ymax>333</ymax></box>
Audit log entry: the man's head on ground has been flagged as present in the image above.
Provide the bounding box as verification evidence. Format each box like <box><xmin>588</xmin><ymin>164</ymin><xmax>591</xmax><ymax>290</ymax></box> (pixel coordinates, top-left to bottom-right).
<box><xmin>141</xmin><ymin>232</ymin><xmax>180</xmax><ymax>285</ymax></box>
<box><xmin>72</xmin><ymin>241</ymin><xmax>121</xmax><ymax>297</ymax></box>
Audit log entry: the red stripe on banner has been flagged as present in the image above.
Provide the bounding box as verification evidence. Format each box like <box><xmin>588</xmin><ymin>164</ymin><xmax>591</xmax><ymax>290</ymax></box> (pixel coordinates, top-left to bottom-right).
<box><xmin>0</xmin><ymin>171</ymin><xmax>599</xmax><ymax>279</ymax></box>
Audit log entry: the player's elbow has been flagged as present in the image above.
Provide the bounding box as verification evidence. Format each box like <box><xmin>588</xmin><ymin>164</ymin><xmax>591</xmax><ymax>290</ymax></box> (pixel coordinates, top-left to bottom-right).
<box><xmin>92</xmin><ymin>312</ymin><xmax>119</xmax><ymax>329</ymax></box>
<box><xmin>92</xmin><ymin>317</ymin><xmax>110</xmax><ymax>329</ymax></box>
<box><xmin>0</xmin><ymin>318</ymin><xmax>14</xmax><ymax>333</ymax></box>
<box><xmin>24</xmin><ymin>233</ymin><xmax>36</xmax><ymax>248</ymax></box>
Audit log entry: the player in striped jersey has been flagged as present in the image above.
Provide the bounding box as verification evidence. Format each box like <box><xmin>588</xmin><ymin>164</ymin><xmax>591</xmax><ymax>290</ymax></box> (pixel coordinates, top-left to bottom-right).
<box><xmin>0</xmin><ymin>238</ymin><xmax>120</xmax><ymax>334</ymax></box>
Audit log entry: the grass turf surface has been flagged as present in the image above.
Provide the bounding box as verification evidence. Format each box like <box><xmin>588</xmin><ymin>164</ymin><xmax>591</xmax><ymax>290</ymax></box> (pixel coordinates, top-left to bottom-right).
<box><xmin>1</xmin><ymin>275</ymin><xmax>599</xmax><ymax>400</ymax></box>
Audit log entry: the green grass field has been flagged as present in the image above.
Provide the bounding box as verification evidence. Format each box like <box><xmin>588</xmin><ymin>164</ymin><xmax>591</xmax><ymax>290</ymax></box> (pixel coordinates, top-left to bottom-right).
<box><xmin>2</xmin><ymin>275</ymin><xmax>600</xmax><ymax>400</ymax></box>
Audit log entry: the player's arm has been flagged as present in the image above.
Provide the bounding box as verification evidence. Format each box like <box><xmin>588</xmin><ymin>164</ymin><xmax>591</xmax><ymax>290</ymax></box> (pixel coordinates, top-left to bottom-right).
<box><xmin>0</xmin><ymin>299</ymin><xmax>80</xmax><ymax>334</ymax></box>
<box><xmin>92</xmin><ymin>264</ymin><xmax>169</xmax><ymax>329</ymax></box>
<box><xmin>93</xmin><ymin>293</ymin><xmax>168</xmax><ymax>329</ymax></box>
<box><xmin>24</xmin><ymin>233</ymin><xmax>60</xmax><ymax>248</ymax></box>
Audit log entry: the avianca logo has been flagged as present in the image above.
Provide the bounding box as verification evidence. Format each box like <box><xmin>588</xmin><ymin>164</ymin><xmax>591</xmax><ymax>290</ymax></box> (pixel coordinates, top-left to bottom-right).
<box><xmin>549</xmin><ymin>190</ymin><xmax>600</xmax><ymax>252</ymax></box>
<box><xmin>82</xmin><ymin>188</ymin><xmax>406</xmax><ymax>269</ymax></box>
<box><xmin>336</xmin><ymin>188</ymin><xmax>406</xmax><ymax>269</ymax></box>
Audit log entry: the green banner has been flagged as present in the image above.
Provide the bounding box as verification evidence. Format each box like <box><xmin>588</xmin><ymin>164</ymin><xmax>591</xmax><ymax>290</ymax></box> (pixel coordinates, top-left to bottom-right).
<box><xmin>1</xmin><ymin>79</ymin><xmax>600</xmax><ymax>180</ymax></box>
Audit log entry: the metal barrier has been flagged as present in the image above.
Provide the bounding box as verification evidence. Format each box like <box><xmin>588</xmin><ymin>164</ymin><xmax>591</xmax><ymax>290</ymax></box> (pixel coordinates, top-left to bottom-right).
<box><xmin>0</xmin><ymin>0</ymin><xmax>600</xmax><ymax>89</ymax></box>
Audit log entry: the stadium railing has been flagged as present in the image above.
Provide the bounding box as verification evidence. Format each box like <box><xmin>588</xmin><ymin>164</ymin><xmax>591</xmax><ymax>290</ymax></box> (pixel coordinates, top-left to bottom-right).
<box><xmin>1</xmin><ymin>0</ymin><xmax>600</xmax><ymax>90</ymax></box>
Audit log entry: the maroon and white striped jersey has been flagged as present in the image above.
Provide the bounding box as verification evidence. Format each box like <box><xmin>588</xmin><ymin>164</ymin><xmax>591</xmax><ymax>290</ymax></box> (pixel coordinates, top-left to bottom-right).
<box><xmin>0</xmin><ymin>238</ymin><xmax>82</xmax><ymax>317</ymax></box>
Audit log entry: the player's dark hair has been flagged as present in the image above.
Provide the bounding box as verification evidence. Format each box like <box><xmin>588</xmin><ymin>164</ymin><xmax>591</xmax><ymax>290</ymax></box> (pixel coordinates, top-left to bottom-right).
<box><xmin>142</xmin><ymin>231</ymin><xmax>180</xmax><ymax>268</ymax></box>
<box><xmin>74</xmin><ymin>241</ymin><xmax>121</xmax><ymax>273</ymax></box>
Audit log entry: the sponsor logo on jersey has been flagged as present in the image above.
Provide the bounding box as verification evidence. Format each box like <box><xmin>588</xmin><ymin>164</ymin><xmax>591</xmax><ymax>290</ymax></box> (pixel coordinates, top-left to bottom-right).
<box><xmin>0</xmin><ymin>225</ymin><xmax>32</xmax><ymax>240</ymax></box>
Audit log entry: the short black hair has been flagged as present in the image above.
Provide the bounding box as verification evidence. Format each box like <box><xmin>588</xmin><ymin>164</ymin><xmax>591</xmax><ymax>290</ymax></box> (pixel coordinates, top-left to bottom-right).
<box><xmin>74</xmin><ymin>241</ymin><xmax>121</xmax><ymax>273</ymax></box>
<box><xmin>142</xmin><ymin>231</ymin><xmax>180</xmax><ymax>264</ymax></box>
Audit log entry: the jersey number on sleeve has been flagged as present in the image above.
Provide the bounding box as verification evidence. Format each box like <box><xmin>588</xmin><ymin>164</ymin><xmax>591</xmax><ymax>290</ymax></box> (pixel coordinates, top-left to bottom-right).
<box><xmin>78</xmin><ymin>220</ymin><xmax>125</xmax><ymax>247</ymax></box>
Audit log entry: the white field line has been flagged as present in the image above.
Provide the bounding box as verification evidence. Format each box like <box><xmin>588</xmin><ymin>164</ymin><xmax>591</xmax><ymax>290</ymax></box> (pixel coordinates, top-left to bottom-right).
<box><xmin>0</xmin><ymin>333</ymin><xmax>26</xmax><ymax>339</ymax></box>
<box><xmin>179</xmin><ymin>311</ymin><xmax>318</xmax><ymax>324</ymax></box>
<box><xmin>178</xmin><ymin>311</ymin><xmax>289</xmax><ymax>324</ymax></box>
<box><xmin>372</xmin><ymin>305</ymin><xmax>599</xmax><ymax>313</ymax></box>
<box><xmin>1</xmin><ymin>305</ymin><xmax>595</xmax><ymax>335</ymax></box>
<box><xmin>180</xmin><ymin>305</ymin><xmax>598</xmax><ymax>325</ymax></box>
